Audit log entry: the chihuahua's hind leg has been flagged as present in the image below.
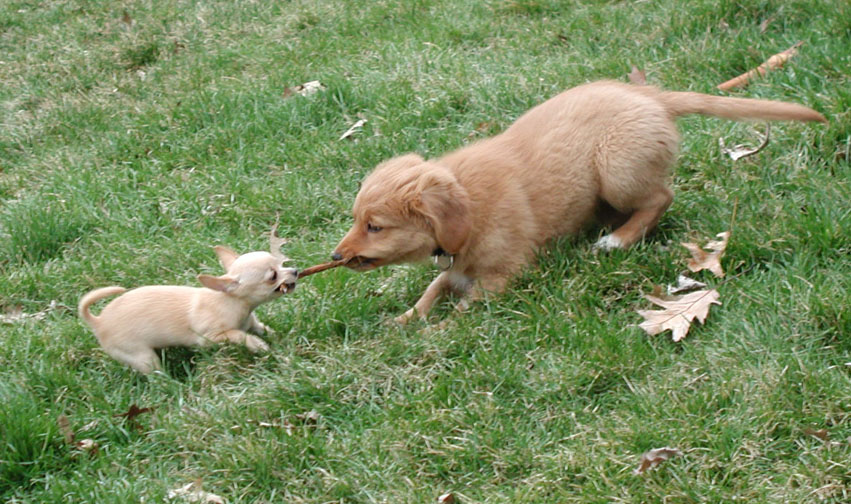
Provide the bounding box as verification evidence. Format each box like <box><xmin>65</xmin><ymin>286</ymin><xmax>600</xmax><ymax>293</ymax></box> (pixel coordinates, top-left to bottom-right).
<box><xmin>105</xmin><ymin>346</ymin><xmax>162</xmax><ymax>374</ymax></box>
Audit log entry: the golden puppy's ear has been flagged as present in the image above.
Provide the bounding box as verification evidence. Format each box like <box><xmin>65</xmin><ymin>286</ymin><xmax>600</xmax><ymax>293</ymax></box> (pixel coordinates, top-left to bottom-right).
<box><xmin>412</xmin><ymin>168</ymin><xmax>472</xmax><ymax>255</ymax></box>
<box><xmin>213</xmin><ymin>246</ymin><xmax>240</xmax><ymax>269</ymax></box>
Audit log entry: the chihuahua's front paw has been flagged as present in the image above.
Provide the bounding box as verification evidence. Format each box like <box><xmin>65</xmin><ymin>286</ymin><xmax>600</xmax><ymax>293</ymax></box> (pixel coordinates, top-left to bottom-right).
<box><xmin>245</xmin><ymin>335</ymin><xmax>270</xmax><ymax>353</ymax></box>
<box><xmin>256</xmin><ymin>323</ymin><xmax>275</xmax><ymax>335</ymax></box>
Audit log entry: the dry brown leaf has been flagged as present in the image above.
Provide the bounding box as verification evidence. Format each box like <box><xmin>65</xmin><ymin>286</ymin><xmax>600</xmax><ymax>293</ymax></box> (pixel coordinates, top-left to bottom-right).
<box><xmin>115</xmin><ymin>404</ymin><xmax>154</xmax><ymax>420</ymax></box>
<box><xmin>295</xmin><ymin>409</ymin><xmax>321</xmax><ymax>424</ymax></box>
<box><xmin>638</xmin><ymin>289</ymin><xmax>721</xmax><ymax>342</ymax></box>
<box><xmin>628</xmin><ymin>65</ymin><xmax>647</xmax><ymax>85</ymax></box>
<box><xmin>634</xmin><ymin>447</ymin><xmax>682</xmax><ymax>474</ymax></box>
<box><xmin>437</xmin><ymin>492</ymin><xmax>456</xmax><ymax>503</ymax></box>
<box><xmin>75</xmin><ymin>438</ymin><xmax>99</xmax><ymax>455</ymax></box>
<box><xmin>57</xmin><ymin>414</ymin><xmax>75</xmax><ymax>445</ymax></box>
<box><xmin>803</xmin><ymin>428</ymin><xmax>830</xmax><ymax>441</ymax></box>
<box><xmin>282</xmin><ymin>80</ymin><xmax>325</xmax><ymax>98</ymax></box>
<box><xmin>168</xmin><ymin>481</ymin><xmax>225</xmax><ymax>504</ymax></box>
<box><xmin>2</xmin><ymin>301</ymin><xmax>57</xmax><ymax>324</ymax></box>
<box><xmin>115</xmin><ymin>403</ymin><xmax>154</xmax><ymax>432</ymax></box>
<box><xmin>719</xmin><ymin>124</ymin><xmax>770</xmax><ymax>161</ymax></box>
<box><xmin>681</xmin><ymin>231</ymin><xmax>730</xmax><ymax>278</ymax></box>
<box><xmin>717</xmin><ymin>41</ymin><xmax>803</xmax><ymax>91</ymax></box>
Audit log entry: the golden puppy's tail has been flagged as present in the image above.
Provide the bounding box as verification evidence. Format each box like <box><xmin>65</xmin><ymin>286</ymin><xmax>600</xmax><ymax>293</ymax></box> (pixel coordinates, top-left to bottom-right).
<box><xmin>657</xmin><ymin>91</ymin><xmax>827</xmax><ymax>123</ymax></box>
<box><xmin>78</xmin><ymin>286</ymin><xmax>126</xmax><ymax>330</ymax></box>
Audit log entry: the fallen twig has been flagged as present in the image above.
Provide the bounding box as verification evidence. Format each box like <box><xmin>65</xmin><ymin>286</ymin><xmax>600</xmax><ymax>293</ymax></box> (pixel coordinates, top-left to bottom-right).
<box><xmin>717</xmin><ymin>41</ymin><xmax>803</xmax><ymax>91</ymax></box>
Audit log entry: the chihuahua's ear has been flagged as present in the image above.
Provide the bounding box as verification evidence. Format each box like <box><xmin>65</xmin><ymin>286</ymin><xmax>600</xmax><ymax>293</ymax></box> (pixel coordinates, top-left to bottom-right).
<box><xmin>411</xmin><ymin>166</ymin><xmax>472</xmax><ymax>255</ymax></box>
<box><xmin>198</xmin><ymin>274</ymin><xmax>239</xmax><ymax>293</ymax></box>
<box><xmin>213</xmin><ymin>246</ymin><xmax>240</xmax><ymax>270</ymax></box>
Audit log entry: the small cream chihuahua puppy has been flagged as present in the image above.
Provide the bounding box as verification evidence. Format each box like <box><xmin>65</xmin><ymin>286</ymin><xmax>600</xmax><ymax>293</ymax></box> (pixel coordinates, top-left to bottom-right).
<box><xmin>78</xmin><ymin>244</ymin><xmax>298</xmax><ymax>373</ymax></box>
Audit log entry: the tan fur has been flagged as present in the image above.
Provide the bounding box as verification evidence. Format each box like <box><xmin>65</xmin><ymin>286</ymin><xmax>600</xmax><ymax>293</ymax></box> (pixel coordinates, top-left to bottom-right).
<box><xmin>78</xmin><ymin>246</ymin><xmax>298</xmax><ymax>373</ymax></box>
<box><xmin>332</xmin><ymin>80</ymin><xmax>826</xmax><ymax>322</ymax></box>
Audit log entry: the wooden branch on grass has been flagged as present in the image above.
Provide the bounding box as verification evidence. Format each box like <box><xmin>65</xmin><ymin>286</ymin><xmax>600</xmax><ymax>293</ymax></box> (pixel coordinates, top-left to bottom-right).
<box><xmin>717</xmin><ymin>41</ymin><xmax>803</xmax><ymax>91</ymax></box>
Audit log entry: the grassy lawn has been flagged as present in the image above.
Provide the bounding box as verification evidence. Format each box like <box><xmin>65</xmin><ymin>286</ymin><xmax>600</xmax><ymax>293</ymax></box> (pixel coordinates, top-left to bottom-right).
<box><xmin>1</xmin><ymin>0</ymin><xmax>849</xmax><ymax>502</ymax></box>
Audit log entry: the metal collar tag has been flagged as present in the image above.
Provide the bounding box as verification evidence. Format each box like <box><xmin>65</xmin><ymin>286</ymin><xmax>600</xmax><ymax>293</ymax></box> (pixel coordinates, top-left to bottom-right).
<box><xmin>432</xmin><ymin>249</ymin><xmax>454</xmax><ymax>270</ymax></box>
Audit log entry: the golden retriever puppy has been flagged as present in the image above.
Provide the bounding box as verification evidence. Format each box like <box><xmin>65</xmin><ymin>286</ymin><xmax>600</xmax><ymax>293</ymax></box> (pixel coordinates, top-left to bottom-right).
<box><xmin>332</xmin><ymin>80</ymin><xmax>826</xmax><ymax>322</ymax></box>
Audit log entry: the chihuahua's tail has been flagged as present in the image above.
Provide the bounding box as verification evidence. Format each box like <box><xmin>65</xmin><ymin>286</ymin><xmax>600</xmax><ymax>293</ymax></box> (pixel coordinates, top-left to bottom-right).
<box><xmin>657</xmin><ymin>90</ymin><xmax>827</xmax><ymax>123</ymax></box>
<box><xmin>78</xmin><ymin>286</ymin><xmax>126</xmax><ymax>330</ymax></box>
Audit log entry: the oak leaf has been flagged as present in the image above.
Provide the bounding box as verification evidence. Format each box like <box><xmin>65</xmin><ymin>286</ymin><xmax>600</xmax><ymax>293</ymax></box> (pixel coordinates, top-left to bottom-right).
<box><xmin>638</xmin><ymin>289</ymin><xmax>721</xmax><ymax>342</ymax></box>
<box><xmin>681</xmin><ymin>231</ymin><xmax>730</xmax><ymax>278</ymax></box>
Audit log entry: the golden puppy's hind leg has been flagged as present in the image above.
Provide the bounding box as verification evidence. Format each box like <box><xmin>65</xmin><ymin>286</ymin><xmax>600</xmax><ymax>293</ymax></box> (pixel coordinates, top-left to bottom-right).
<box><xmin>594</xmin><ymin>186</ymin><xmax>673</xmax><ymax>249</ymax></box>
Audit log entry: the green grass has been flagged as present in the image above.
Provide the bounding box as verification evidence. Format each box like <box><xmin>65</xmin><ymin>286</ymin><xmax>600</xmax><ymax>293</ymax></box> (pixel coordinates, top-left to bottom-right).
<box><xmin>1</xmin><ymin>0</ymin><xmax>849</xmax><ymax>502</ymax></box>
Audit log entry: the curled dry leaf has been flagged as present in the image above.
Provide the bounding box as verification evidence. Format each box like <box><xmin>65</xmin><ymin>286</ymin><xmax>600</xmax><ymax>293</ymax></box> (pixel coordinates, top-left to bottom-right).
<box><xmin>634</xmin><ymin>446</ymin><xmax>682</xmax><ymax>474</ymax></box>
<box><xmin>283</xmin><ymin>80</ymin><xmax>325</xmax><ymax>98</ymax></box>
<box><xmin>295</xmin><ymin>409</ymin><xmax>321</xmax><ymax>424</ymax></box>
<box><xmin>2</xmin><ymin>300</ymin><xmax>58</xmax><ymax>324</ymax></box>
<box><xmin>719</xmin><ymin>123</ymin><xmax>770</xmax><ymax>161</ymax></box>
<box><xmin>803</xmin><ymin>428</ymin><xmax>830</xmax><ymax>441</ymax></box>
<box><xmin>717</xmin><ymin>41</ymin><xmax>803</xmax><ymax>91</ymax></box>
<box><xmin>437</xmin><ymin>492</ymin><xmax>456</xmax><ymax>503</ymax></box>
<box><xmin>339</xmin><ymin>118</ymin><xmax>367</xmax><ymax>141</ymax></box>
<box><xmin>57</xmin><ymin>414</ymin><xmax>75</xmax><ymax>445</ymax></box>
<box><xmin>75</xmin><ymin>438</ymin><xmax>99</xmax><ymax>454</ymax></box>
<box><xmin>681</xmin><ymin>231</ymin><xmax>730</xmax><ymax>278</ymax></box>
<box><xmin>667</xmin><ymin>274</ymin><xmax>708</xmax><ymax>295</ymax></box>
<box><xmin>637</xmin><ymin>289</ymin><xmax>721</xmax><ymax>342</ymax></box>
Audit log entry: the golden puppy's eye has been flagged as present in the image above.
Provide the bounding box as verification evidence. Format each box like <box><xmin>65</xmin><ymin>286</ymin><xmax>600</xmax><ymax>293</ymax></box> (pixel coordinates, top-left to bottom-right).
<box><xmin>367</xmin><ymin>223</ymin><xmax>383</xmax><ymax>233</ymax></box>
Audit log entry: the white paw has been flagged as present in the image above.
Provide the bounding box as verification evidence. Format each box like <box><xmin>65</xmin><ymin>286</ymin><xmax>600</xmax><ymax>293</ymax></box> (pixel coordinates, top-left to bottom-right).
<box><xmin>246</xmin><ymin>335</ymin><xmax>270</xmax><ymax>353</ymax></box>
<box><xmin>593</xmin><ymin>234</ymin><xmax>623</xmax><ymax>251</ymax></box>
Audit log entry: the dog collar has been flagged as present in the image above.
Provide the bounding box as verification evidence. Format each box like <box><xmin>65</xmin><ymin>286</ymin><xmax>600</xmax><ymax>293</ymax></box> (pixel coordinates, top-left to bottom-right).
<box><xmin>432</xmin><ymin>247</ymin><xmax>454</xmax><ymax>270</ymax></box>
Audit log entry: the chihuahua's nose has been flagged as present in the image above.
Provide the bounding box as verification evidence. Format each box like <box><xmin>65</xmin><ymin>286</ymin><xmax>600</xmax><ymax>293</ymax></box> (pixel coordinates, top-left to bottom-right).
<box><xmin>331</xmin><ymin>252</ymin><xmax>343</xmax><ymax>261</ymax></box>
<box><xmin>292</xmin><ymin>270</ymin><xmax>300</xmax><ymax>277</ymax></box>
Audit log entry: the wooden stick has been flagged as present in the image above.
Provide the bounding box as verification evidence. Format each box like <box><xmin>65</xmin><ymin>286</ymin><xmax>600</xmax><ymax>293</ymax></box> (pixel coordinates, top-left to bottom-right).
<box><xmin>297</xmin><ymin>260</ymin><xmax>347</xmax><ymax>278</ymax></box>
<box><xmin>717</xmin><ymin>41</ymin><xmax>803</xmax><ymax>91</ymax></box>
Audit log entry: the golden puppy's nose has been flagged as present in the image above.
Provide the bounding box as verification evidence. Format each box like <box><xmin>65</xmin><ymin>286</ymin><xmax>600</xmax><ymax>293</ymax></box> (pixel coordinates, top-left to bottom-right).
<box><xmin>331</xmin><ymin>252</ymin><xmax>343</xmax><ymax>261</ymax></box>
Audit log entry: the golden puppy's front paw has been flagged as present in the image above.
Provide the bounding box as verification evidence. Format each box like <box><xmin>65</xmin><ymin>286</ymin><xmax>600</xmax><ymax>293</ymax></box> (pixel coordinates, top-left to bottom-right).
<box><xmin>394</xmin><ymin>306</ymin><xmax>430</xmax><ymax>325</ymax></box>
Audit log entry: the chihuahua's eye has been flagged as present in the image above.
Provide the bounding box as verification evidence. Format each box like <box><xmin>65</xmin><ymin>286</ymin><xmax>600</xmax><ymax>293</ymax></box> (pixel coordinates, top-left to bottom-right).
<box><xmin>269</xmin><ymin>270</ymin><xmax>278</xmax><ymax>283</ymax></box>
<box><xmin>367</xmin><ymin>223</ymin><xmax>383</xmax><ymax>233</ymax></box>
